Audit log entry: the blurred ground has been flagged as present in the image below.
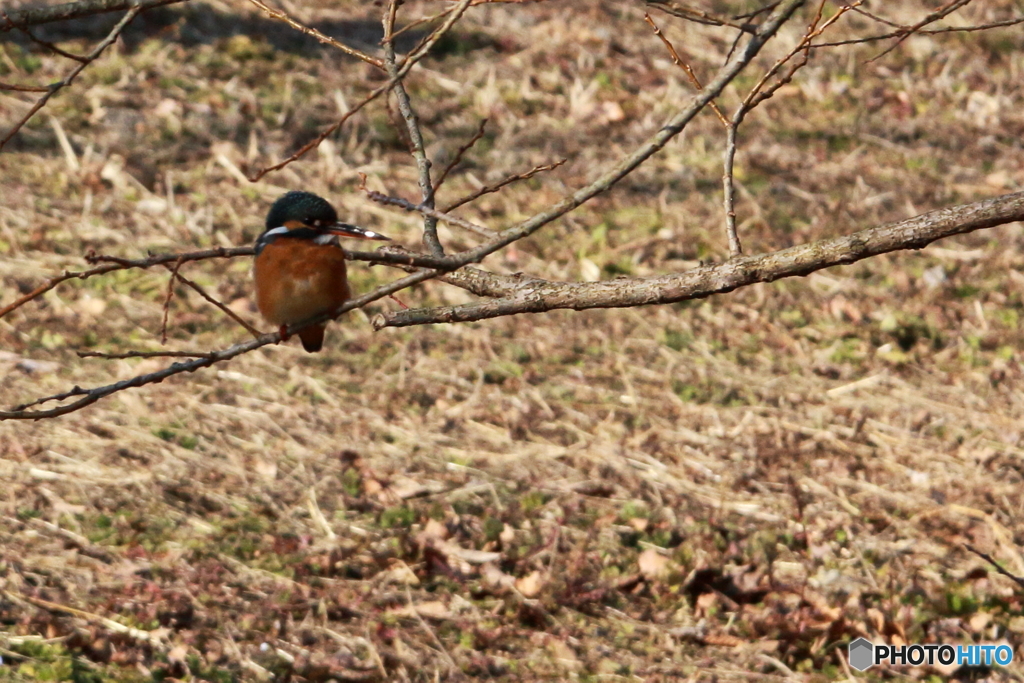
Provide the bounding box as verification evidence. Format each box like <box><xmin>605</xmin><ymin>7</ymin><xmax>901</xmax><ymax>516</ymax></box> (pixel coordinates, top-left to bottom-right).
<box><xmin>2</xmin><ymin>0</ymin><xmax>1024</xmax><ymax>680</ymax></box>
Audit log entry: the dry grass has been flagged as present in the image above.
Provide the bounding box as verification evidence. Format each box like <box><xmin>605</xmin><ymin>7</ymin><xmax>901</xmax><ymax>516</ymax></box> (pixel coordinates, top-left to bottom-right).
<box><xmin>2</xmin><ymin>0</ymin><xmax>1024</xmax><ymax>680</ymax></box>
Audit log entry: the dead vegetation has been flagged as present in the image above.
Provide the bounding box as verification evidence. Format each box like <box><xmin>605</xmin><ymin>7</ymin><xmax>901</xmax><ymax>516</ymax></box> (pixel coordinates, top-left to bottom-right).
<box><xmin>3</xmin><ymin>0</ymin><xmax>1024</xmax><ymax>680</ymax></box>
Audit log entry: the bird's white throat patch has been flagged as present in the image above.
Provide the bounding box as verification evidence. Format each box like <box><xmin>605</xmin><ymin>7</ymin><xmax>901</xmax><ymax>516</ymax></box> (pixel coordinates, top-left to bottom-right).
<box><xmin>314</xmin><ymin>233</ymin><xmax>339</xmax><ymax>245</ymax></box>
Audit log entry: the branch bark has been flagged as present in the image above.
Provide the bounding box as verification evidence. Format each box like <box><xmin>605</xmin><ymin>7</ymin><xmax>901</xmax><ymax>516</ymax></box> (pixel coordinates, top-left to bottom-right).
<box><xmin>0</xmin><ymin>0</ymin><xmax>184</xmax><ymax>31</ymax></box>
<box><xmin>375</xmin><ymin>190</ymin><xmax>1024</xmax><ymax>328</ymax></box>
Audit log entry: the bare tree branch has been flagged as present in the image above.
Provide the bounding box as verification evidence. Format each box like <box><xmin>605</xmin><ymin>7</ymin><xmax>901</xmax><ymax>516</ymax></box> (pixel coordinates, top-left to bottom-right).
<box><xmin>811</xmin><ymin>0</ymin><xmax>989</xmax><ymax>51</ymax></box>
<box><xmin>722</xmin><ymin>0</ymin><xmax>858</xmax><ymax>257</ymax></box>
<box><xmin>168</xmin><ymin>267</ymin><xmax>263</xmax><ymax>339</ymax></box>
<box><xmin>644</xmin><ymin>0</ymin><xmax>757</xmax><ymax>33</ymax></box>
<box><xmin>247</xmin><ymin>0</ymin><xmax>476</xmax><ymax>181</ymax></box>
<box><xmin>0</xmin><ymin>268</ymin><xmax>445</xmax><ymax>420</ymax></box>
<box><xmin>382</xmin><ymin>0</ymin><xmax>475</xmax><ymax>256</ymax></box>
<box><xmin>364</xmin><ymin>188</ymin><xmax>498</xmax><ymax>238</ymax></box>
<box><xmin>0</xmin><ymin>0</ymin><xmax>183</xmax><ymax>32</ymax></box>
<box><xmin>79</xmin><ymin>350</ymin><xmax>216</xmax><ymax>359</ymax></box>
<box><xmin>0</xmin><ymin>7</ymin><xmax>140</xmax><ymax>150</ymax></box>
<box><xmin>441</xmin><ymin>159</ymin><xmax>566</xmax><ymax>212</ymax></box>
<box><xmin>433</xmin><ymin>118</ymin><xmax>488</xmax><ymax>193</ymax></box>
<box><xmin>644</xmin><ymin>13</ymin><xmax>729</xmax><ymax>128</ymax></box>
<box><xmin>242</xmin><ymin>0</ymin><xmax>383</xmax><ymax>68</ymax></box>
<box><xmin>868</xmin><ymin>0</ymin><xmax>973</xmax><ymax>62</ymax></box>
<box><xmin>0</xmin><ymin>0</ymin><xmax>804</xmax><ymax>420</ymax></box>
<box><xmin>0</xmin><ymin>244</ymin><xmax>450</xmax><ymax>322</ymax></box>
<box><xmin>375</xmin><ymin>191</ymin><xmax>1024</xmax><ymax>328</ymax></box>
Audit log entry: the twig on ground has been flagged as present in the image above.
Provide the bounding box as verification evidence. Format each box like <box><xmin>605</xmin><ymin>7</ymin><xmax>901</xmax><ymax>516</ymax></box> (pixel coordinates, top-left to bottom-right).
<box><xmin>405</xmin><ymin>587</ymin><xmax>457</xmax><ymax>672</ymax></box>
<box><xmin>965</xmin><ymin>543</ymin><xmax>1024</xmax><ymax>592</ymax></box>
<box><xmin>2</xmin><ymin>590</ymin><xmax>166</xmax><ymax>647</ymax></box>
<box><xmin>0</xmin><ymin>7</ymin><xmax>140</xmax><ymax>150</ymax></box>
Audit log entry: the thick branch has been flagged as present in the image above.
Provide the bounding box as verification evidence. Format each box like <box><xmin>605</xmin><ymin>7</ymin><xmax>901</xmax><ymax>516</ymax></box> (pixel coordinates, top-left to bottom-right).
<box><xmin>375</xmin><ymin>190</ymin><xmax>1024</xmax><ymax>328</ymax></box>
<box><xmin>0</xmin><ymin>0</ymin><xmax>183</xmax><ymax>31</ymax></box>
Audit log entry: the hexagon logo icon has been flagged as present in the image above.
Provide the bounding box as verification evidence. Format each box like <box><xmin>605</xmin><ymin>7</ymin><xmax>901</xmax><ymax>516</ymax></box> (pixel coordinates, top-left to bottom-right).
<box><xmin>848</xmin><ymin>638</ymin><xmax>875</xmax><ymax>671</ymax></box>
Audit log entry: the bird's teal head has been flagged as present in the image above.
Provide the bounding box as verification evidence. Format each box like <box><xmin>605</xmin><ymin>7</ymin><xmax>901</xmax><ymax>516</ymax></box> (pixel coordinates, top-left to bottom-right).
<box><xmin>258</xmin><ymin>191</ymin><xmax>390</xmax><ymax>249</ymax></box>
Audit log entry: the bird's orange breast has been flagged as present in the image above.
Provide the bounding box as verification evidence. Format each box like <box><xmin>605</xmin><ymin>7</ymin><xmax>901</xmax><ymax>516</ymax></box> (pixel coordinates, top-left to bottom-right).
<box><xmin>253</xmin><ymin>239</ymin><xmax>351</xmax><ymax>327</ymax></box>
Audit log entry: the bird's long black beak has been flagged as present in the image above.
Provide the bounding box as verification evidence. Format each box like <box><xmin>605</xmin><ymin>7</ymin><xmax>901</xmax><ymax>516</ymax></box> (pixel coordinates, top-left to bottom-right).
<box><xmin>326</xmin><ymin>222</ymin><xmax>390</xmax><ymax>241</ymax></box>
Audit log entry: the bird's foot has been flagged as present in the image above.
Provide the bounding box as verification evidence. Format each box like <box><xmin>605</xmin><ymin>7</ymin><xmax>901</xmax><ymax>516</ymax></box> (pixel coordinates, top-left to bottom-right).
<box><xmin>278</xmin><ymin>325</ymin><xmax>290</xmax><ymax>342</ymax></box>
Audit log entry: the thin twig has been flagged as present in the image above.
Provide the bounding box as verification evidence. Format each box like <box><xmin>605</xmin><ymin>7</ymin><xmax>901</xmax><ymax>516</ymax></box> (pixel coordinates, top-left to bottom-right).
<box><xmin>722</xmin><ymin>123</ymin><xmax>743</xmax><ymax>256</ymax></box>
<box><xmin>644</xmin><ymin>0</ymin><xmax>757</xmax><ymax>33</ymax></box>
<box><xmin>0</xmin><ymin>246</ymin><xmax>252</xmax><ymax>321</ymax></box>
<box><xmin>159</xmin><ymin>257</ymin><xmax>185</xmax><ymax>344</ymax></box>
<box><xmin>0</xmin><ymin>243</ymin><xmax>449</xmax><ymax>323</ymax></box>
<box><xmin>813</xmin><ymin>15</ymin><xmax>1024</xmax><ymax>48</ymax></box>
<box><xmin>249</xmin><ymin>0</ymin><xmax>475</xmax><ymax>181</ymax></box>
<box><xmin>0</xmin><ymin>82</ymin><xmax>50</xmax><ymax>92</ymax></box>
<box><xmin>868</xmin><ymin>0</ymin><xmax>973</xmax><ymax>62</ymax></box>
<box><xmin>383</xmin><ymin>0</ymin><xmax>475</xmax><ymax>256</ymax></box>
<box><xmin>433</xmin><ymin>118</ymin><xmax>488</xmax><ymax>193</ymax></box>
<box><xmin>2</xmin><ymin>591</ymin><xmax>166</xmax><ymax>647</ymax></box>
<box><xmin>79</xmin><ymin>349</ymin><xmax>216</xmax><ymax>359</ymax></box>
<box><xmin>365</xmin><ymin>188</ymin><xmax>497</xmax><ymax>238</ymax></box>
<box><xmin>168</xmin><ymin>267</ymin><xmax>263</xmax><ymax>339</ymax></box>
<box><xmin>722</xmin><ymin>0</ymin><xmax>858</xmax><ymax>256</ymax></box>
<box><xmin>442</xmin><ymin>159</ymin><xmax>567</xmax><ymax>212</ymax></box>
<box><xmin>644</xmin><ymin>13</ymin><xmax>728</xmax><ymax>127</ymax></box>
<box><xmin>0</xmin><ymin>7</ymin><xmax>140</xmax><ymax>150</ymax></box>
<box><xmin>243</xmin><ymin>0</ymin><xmax>383</xmax><ymax>68</ymax></box>
<box><xmin>405</xmin><ymin>587</ymin><xmax>457</xmax><ymax>672</ymax></box>
<box><xmin>1</xmin><ymin>267</ymin><xmax>451</xmax><ymax>420</ymax></box>
<box><xmin>17</xmin><ymin>27</ymin><xmax>88</xmax><ymax>62</ymax></box>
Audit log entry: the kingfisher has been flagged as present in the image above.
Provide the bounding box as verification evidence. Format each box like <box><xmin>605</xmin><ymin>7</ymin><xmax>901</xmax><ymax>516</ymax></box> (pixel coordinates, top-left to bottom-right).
<box><xmin>254</xmin><ymin>191</ymin><xmax>390</xmax><ymax>352</ymax></box>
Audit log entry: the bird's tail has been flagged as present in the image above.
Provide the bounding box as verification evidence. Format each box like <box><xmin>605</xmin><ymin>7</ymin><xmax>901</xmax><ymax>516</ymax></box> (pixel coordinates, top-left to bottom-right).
<box><xmin>298</xmin><ymin>324</ymin><xmax>325</xmax><ymax>353</ymax></box>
